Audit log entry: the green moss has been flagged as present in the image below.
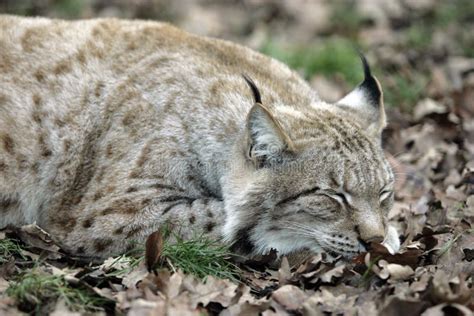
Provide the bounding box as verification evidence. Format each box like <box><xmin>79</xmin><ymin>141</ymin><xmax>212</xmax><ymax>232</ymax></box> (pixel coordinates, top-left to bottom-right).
<box><xmin>7</xmin><ymin>269</ymin><xmax>111</xmax><ymax>314</ymax></box>
<box><xmin>405</xmin><ymin>24</ymin><xmax>432</xmax><ymax>50</ymax></box>
<box><xmin>261</xmin><ymin>38</ymin><xmax>363</xmax><ymax>86</ymax></box>
<box><xmin>434</xmin><ymin>0</ymin><xmax>474</xmax><ymax>27</ymax></box>
<box><xmin>330</xmin><ymin>1</ymin><xmax>366</xmax><ymax>37</ymax></box>
<box><xmin>0</xmin><ymin>237</ymin><xmax>27</xmax><ymax>263</ymax></box>
<box><xmin>51</xmin><ymin>0</ymin><xmax>85</xmax><ymax>18</ymax></box>
<box><xmin>383</xmin><ymin>73</ymin><xmax>427</xmax><ymax>111</ymax></box>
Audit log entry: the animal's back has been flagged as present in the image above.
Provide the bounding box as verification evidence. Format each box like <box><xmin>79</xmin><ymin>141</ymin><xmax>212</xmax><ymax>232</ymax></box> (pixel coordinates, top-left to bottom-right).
<box><xmin>1</xmin><ymin>16</ymin><xmax>399</xmax><ymax>260</ymax></box>
<box><xmin>0</xmin><ymin>16</ymin><xmax>318</xmax><ymax>257</ymax></box>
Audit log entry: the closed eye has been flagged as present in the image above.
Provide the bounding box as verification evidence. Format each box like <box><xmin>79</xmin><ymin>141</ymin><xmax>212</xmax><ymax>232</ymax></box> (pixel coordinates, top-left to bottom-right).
<box><xmin>325</xmin><ymin>191</ymin><xmax>349</xmax><ymax>206</ymax></box>
<box><xmin>379</xmin><ymin>190</ymin><xmax>392</xmax><ymax>201</ymax></box>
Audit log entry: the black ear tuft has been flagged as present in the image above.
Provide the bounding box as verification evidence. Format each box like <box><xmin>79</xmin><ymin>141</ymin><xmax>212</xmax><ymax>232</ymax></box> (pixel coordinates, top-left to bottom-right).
<box><xmin>337</xmin><ymin>52</ymin><xmax>386</xmax><ymax>138</ymax></box>
<box><xmin>357</xmin><ymin>52</ymin><xmax>382</xmax><ymax>108</ymax></box>
<box><xmin>242</xmin><ymin>74</ymin><xmax>262</xmax><ymax>104</ymax></box>
<box><xmin>358</xmin><ymin>51</ymin><xmax>372</xmax><ymax>80</ymax></box>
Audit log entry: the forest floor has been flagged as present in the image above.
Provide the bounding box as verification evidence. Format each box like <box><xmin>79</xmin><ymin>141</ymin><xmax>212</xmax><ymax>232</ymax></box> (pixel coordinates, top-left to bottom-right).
<box><xmin>0</xmin><ymin>1</ymin><xmax>473</xmax><ymax>315</ymax></box>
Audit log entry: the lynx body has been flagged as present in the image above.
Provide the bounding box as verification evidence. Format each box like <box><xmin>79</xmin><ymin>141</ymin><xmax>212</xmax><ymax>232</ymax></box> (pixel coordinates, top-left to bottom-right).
<box><xmin>0</xmin><ymin>15</ymin><xmax>399</xmax><ymax>259</ymax></box>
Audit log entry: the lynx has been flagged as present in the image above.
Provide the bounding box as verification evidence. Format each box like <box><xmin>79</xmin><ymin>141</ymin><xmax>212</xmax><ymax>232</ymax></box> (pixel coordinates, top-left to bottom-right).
<box><xmin>0</xmin><ymin>15</ymin><xmax>399</xmax><ymax>260</ymax></box>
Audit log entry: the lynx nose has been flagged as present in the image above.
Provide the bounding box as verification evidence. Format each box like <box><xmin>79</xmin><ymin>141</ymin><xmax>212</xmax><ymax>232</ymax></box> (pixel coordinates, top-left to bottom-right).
<box><xmin>355</xmin><ymin>223</ymin><xmax>385</xmax><ymax>250</ymax></box>
<box><xmin>363</xmin><ymin>236</ymin><xmax>384</xmax><ymax>244</ymax></box>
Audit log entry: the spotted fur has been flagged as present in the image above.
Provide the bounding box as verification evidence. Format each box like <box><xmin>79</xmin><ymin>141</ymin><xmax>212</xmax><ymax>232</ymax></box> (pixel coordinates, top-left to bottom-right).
<box><xmin>0</xmin><ymin>15</ymin><xmax>399</xmax><ymax>260</ymax></box>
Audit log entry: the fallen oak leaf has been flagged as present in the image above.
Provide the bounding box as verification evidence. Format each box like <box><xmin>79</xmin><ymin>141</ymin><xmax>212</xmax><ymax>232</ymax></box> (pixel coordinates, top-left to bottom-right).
<box><xmin>295</xmin><ymin>253</ymin><xmax>323</xmax><ymax>274</ymax></box>
<box><xmin>123</xmin><ymin>262</ymin><xmax>149</xmax><ymax>289</ymax></box>
<box><xmin>11</xmin><ymin>224</ymin><xmax>62</xmax><ymax>260</ymax></box>
<box><xmin>145</xmin><ymin>230</ymin><xmax>164</xmax><ymax>272</ymax></box>
<box><xmin>277</xmin><ymin>256</ymin><xmax>292</xmax><ymax>285</ymax></box>
<box><xmin>319</xmin><ymin>264</ymin><xmax>346</xmax><ymax>284</ymax></box>
<box><xmin>353</xmin><ymin>243</ymin><xmax>423</xmax><ymax>268</ymax></box>
<box><xmin>271</xmin><ymin>284</ymin><xmax>307</xmax><ymax>311</ymax></box>
<box><xmin>377</xmin><ymin>260</ymin><xmax>414</xmax><ymax>282</ymax></box>
<box><xmin>428</xmin><ymin>270</ymin><xmax>472</xmax><ymax>305</ymax></box>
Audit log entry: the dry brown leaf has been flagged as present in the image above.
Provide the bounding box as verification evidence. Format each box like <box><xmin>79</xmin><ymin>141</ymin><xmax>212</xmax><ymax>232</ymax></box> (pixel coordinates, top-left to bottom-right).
<box><xmin>428</xmin><ymin>270</ymin><xmax>472</xmax><ymax>305</ymax></box>
<box><xmin>378</xmin><ymin>261</ymin><xmax>414</xmax><ymax>282</ymax></box>
<box><xmin>14</xmin><ymin>224</ymin><xmax>61</xmax><ymax>259</ymax></box>
<box><xmin>272</xmin><ymin>285</ymin><xmax>307</xmax><ymax>311</ymax></box>
<box><xmin>278</xmin><ymin>256</ymin><xmax>291</xmax><ymax>285</ymax></box>
<box><xmin>145</xmin><ymin>229</ymin><xmax>164</xmax><ymax>272</ymax></box>
<box><xmin>319</xmin><ymin>264</ymin><xmax>346</xmax><ymax>284</ymax></box>
<box><xmin>123</xmin><ymin>262</ymin><xmax>149</xmax><ymax>289</ymax></box>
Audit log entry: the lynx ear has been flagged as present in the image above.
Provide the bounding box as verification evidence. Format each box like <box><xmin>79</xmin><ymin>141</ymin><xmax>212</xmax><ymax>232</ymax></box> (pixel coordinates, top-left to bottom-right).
<box><xmin>337</xmin><ymin>53</ymin><xmax>386</xmax><ymax>138</ymax></box>
<box><xmin>243</xmin><ymin>76</ymin><xmax>293</xmax><ymax>167</ymax></box>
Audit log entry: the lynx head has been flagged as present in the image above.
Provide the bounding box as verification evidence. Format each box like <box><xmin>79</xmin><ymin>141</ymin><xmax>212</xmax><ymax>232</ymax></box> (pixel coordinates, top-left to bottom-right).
<box><xmin>222</xmin><ymin>55</ymin><xmax>400</xmax><ymax>259</ymax></box>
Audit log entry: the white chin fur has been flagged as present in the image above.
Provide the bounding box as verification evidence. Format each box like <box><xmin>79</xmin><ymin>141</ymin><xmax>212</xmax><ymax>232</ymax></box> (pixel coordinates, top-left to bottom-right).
<box><xmin>382</xmin><ymin>225</ymin><xmax>400</xmax><ymax>255</ymax></box>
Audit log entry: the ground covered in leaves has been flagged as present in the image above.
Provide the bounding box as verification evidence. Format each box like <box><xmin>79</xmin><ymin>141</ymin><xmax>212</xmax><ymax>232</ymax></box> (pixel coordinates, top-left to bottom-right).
<box><xmin>0</xmin><ymin>0</ymin><xmax>473</xmax><ymax>315</ymax></box>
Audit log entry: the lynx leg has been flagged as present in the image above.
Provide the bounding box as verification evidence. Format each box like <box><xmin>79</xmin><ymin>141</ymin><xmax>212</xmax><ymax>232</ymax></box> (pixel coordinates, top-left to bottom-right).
<box><xmin>47</xmin><ymin>189</ymin><xmax>225</xmax><ymax>259</ymax></box>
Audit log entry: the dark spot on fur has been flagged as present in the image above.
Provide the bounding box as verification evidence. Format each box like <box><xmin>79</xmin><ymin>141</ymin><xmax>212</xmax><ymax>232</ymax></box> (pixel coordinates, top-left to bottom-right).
<box><xmin>53</xmin><ymin>60</ymin><xmax>72</xmax><ymax>75</ymax></box>
<box><xmin>122</xmin><ymin>111</ymin><xmax>135</xmax><ymax>126</ymax></box>
<box><xmin>0</xmin><ymin>94</ymin><xmax>8</xmax><ymax>107</ymax></box>
<box><xmin>159</xmin><ymin>195</ymin><xmax>195</xmax><ymax>204</ymax></box>
<box><xmin>101</xmin><ymin>208</ymin><xmax>114</xmax><ymax>216</ymax></box>
<box><xmin>189</xmin><ymin>214</ymin><xmax>196</xmax><ymax>224</ymax></box>
<box><xmin>77</xmin><ymin>246</ymin><xmax>85</xmax><ymax>254</ymax></box>
<box><xmin>82</xmin><ymin>218</ymin><xmax>93</xmax><ymax>228</ymax></box>
<box><xmin>105</xmin><ymin>186</ymin><xmax>116</xmax><ymax>194</ymax></box>
<box><xmin>1</xmin><ymin>133</ymin><xmax>14</xmax><ymax>154</ymax></box>
<box><xmin>32</xmin><ymin>94</ymin><xmax>41</xmax><ymax>107</ymax></box>
<box><xmin>34</xmin><ymin>69</ymin><xmax>45</xmax><ymax>82</ymax></box>
<box><xmin>205</xmin><ymin>222</ymin><xmax>215</xmax><ymax>232</ymax></box>
<box><xmin>17</xmin><ymin>154</ymin><xmax>29</xmax><ymax>171</ymax></box>
<box><xmin>92</xmin><ymin>191</ymin><xmax>104</xmax><ymax>201</ymax></box>
<box><xmin>149</xmin><ymin>183</ymin><xmax>181</xmax><ymax>191</ymax></box>
<box><xmin>206</xmin><ymin>210</ymin><xmax>213</xmax><ymax>218</ymax></box>
<box><xmin>41</xmin><ymin>148</ymin><xmax>52</xmax><ymax>157</ymax></box>
<box><xmin>76</xmin><ymin>50</ymin><xmax>86</xmax><ymax>64</ymax></box>
<box><xmin>114</xmin><ymin>226</ymin><xmax>124</xmax><ymax>235</ymax></box>
<box><xmin>129</xmin><ymin>170</ymin><xmax>140</xmax><ymax>178</ymax></box>
<box><xmin>107</xmin><ymin>198</ymin><xmax>138</xmax><ymax>214</ymax></box>
<box><xmin>0</xmin><ymin>161</ymin><xmax>6</xmax><ymax>172</ymax></box>
<box><xmin>1</xmin><ymin>197</ymin><xmax>17</xmax><ymax>209</ymax></box>
<box><xmin>94</xmin><ymin>239</ymin><xmax>113</xmax><ymax>252</ymax></box>
<box><xmin>126</xmin><ymin>187</ymin><xmax>138</xmax><ymax>193</ymax></box>
<box><xmin>53</xmin><ymin>216</ymin><xmax>77</xmax><ymax>230</ymax></box>
<box><xmin>126</xmin><ymin>227</ymin><xmax>142</xmax><ymax>238</ymax></box>
<box><xmin>94</xmin><ymin>81</ymin><xmax>104</xmax><ymax>97</ymax></box>
<box><xmin>31</xmin><ymin>162</ymin><xmax>40</xmax><ymax>174</ymax></box>
<box><xmin>106</xmin><ymin>143</ymin><xmax>114</xmax><ymax>158</ymax></box>
<box><xmin>32</xmin><ymin>111</ymin><xmax>42</xmax><ymax>124</ymax></box>
<box><xmin>64</xmin><ymin>139</ymin><xmax>72</xmax><ymax>152</ymax></box>
<box><xmin>38</xmin><ymin>134</ymin><xmax>52</xmax><ymax>157</ymax></box>
<box><xmin>54</xmin><ymin>118</ymin><xmax>66</xmax><ymax>127</ymax></box>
